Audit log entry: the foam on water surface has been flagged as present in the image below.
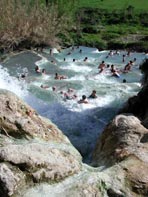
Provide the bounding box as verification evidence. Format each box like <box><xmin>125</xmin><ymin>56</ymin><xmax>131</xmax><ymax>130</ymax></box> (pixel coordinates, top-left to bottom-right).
<box><xmin>1</xmin><ymin>47</ymin><xmax>147</xmax><ymax>162</ymax></box>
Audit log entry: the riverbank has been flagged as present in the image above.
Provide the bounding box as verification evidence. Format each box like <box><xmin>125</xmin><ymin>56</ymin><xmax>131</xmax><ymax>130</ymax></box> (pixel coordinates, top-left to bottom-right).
<box><xmin>0</xmin><ymin>1</ymin><xmax>147</xmax><ymax>57</ymax></box>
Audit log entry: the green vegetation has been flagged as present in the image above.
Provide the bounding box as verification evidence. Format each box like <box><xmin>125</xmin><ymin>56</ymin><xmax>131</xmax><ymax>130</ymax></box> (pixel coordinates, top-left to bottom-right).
<box><xmin>0</xmin><ymin>0</ymin><xmax>147</xmax><ymax>52</ymax></box>
<box><xmin>75</xmin><ymin>0</ymin><xmax>148</xmax><ymax>11</ymax></box>
<box><xmin>0</xmin><ymin>0</ymin><xmax>74</xmax><ymax>52</ymax></box>
<box><xmin>70</xmin><ymin>1</ymin><xmax>148</xmax><ymax>51</ymax></box>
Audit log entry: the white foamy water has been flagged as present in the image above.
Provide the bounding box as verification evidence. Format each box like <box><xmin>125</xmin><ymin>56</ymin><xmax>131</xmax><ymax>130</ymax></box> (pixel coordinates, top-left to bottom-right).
<box><xmin>0</xmin><ymin>65</ymin><xmax>28</xmax><ymax>98</ymax></box>
<box><xmin>1</xmin><ymin>47</ymin><xmax>147</xmax><ymax>162</ymax></box>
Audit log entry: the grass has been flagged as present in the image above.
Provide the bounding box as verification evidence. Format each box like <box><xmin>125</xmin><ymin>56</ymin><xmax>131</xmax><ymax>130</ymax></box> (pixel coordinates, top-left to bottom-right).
<box><xmin>0</xmin><ymin>0</ymin><xmax>147</xmax><ymax>52</ymax></box>
<box><xmin>76</xmin><ymin>0</ymin><xmax>148</xmax><ymax>11</ymax></box>
<box><xmin>70</xmin><ymin>0</ymin><xmax>148</xmax><ymax>51</ymax></box>
<box><xmin>105</xmin><ymin>24</ymin><xmax>147</xmax><ymax>35</ymax></box>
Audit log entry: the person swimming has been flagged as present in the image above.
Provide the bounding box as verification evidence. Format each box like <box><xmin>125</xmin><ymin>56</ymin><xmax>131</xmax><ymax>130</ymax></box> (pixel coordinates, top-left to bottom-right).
<box><xmin>40</xmin><ymin>84</ymin><xmax>49</xmax><ymax>89</ymax></box>
<box><xmin>54</xmin><ymin>73</ymin><xmax>67</xmax><ymax>80</ymax></box>
<box><xmin>88</xmin><ymin>90</ymin><xmax>97</xmax><ymax>99</ymax></box>
<box><xmin>110</xmin><ymin>64</ymin><xmax>116</xmax><ymax>73</ymax></box>
<box><xmin>42</xmin><ymin>69</ymin><xmax>46</xmax><ymax>74</ymax></box>
<box><xmin>78</xmin><ymin>95</ymin><xmax>88</xmax><ymax>104</ymax></box>
<box><xmin>112</xmin><ymin>70</ymin><xmax>120</xmax><ymax>78</ymax></box>
<box><xmin>110</xmin><ymin>65</ymin><xmax>120</xmax><ymax>77</ymax></box>
<box><xmin>35</xmin><ymin>66</ymin><xmax>41</xmax><ymax>73</ymax></box>
<box><xmin>52</xmin><ymin>86</ymin><xmax>56</xmax><ymax>91</ymax></box>
<box><xmin>83</xmin><ymin>57</ymin><xmax>88</xmax><ymax>62</ymax></box>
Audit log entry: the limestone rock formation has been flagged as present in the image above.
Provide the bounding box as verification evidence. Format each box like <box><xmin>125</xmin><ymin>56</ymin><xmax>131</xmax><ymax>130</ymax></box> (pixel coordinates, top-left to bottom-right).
<box><xmin>119</xmin><ymin>59</ymin><xmax>148</xmax><ymax>127</ymax></box>
<box><xmin>1</xmin><ymin>90</ymin><xmax>148</xmax><ymax>197</ymax></box>
<box><xmin>0</xmin><ymin>89</ymin><xmax>68</xmax><ymax>142</ymax></box>
<box><xmin>92</xmin><ymin>114</ymin><xmax>148</xmax><ymax>196</ymax></box>
<box><xmin>119</xmin><ymin>85</ymin><xmax>148</xmax><ymax>126</ymax></box>
<box><xmin>0</xmin><ymin>90</ymin><xmax>82</xmax><ymax>196</ymax></box>
<box><xmin>92</xmin><ymin>115</ymin><xmax>148</xmax><ymax>166</ymax></box>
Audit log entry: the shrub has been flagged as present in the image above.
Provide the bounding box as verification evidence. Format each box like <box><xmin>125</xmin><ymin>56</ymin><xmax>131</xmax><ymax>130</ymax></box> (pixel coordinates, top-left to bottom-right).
<box><xmin>79</xmin><ymin>33</ymin><xmax>107</xmax><ymax>49</ymax></box>
<box><xmin>102</xmin><ymin>32</ymin><xmax>120</xmax><ymax>41</ymax></box>
<box><xmin>0</xmin><ymin>0</ymin><xmax>73</xmax><ymax>51</ymax></box>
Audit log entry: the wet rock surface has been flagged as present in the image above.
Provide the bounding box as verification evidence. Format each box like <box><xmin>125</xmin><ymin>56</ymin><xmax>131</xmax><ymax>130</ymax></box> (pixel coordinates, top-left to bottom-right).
<box><xmin>1</xmin><ymin>90</ymin><xmax>148</xmax><ymax>197</ymax></box>
<box><xmin>0</xmin><ymin>90</ymin><xmax>82</xmax><ymax>196</ymax></box>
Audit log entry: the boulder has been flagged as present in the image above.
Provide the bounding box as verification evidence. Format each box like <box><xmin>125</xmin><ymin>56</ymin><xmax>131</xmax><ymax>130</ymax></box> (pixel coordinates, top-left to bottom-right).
<box><xmin>1</xmin><ymin>90</ymin><xmax>148</xmax><ymax>197</ymax></box>
<box><xmin>92</xmin><ymin>114</ymin><xmax>148</xmax><ymax>167</ymax></box>
<box><xmin>92</xmin><ymin>114</ymin><xmax>148</xmax><ymax>196</ymax></box>
<box><xmin>0</xmin><ymin>89</ymin><xmax>68</xmax><ymax>142</ymax></box>
<box><xmin>0</xmin><ymin>90</ymin><xmax>82</xmax><ymax>196</ymax></box>
<box><xmin>0</xmin><ymin>163</ymin><xmax>25</xmax><ymax>197</ymax></box>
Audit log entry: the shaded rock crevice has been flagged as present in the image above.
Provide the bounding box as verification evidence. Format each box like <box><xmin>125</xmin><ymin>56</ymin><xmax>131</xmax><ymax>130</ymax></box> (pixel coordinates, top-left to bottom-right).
<box><xmin>119</xmin><ymin>59</ymin><xmax>148</xmax><ymax>127</ymax></box>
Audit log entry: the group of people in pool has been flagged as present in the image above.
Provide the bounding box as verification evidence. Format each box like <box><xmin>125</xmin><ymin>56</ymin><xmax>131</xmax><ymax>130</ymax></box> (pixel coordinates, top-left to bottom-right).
<box><xmin>35</xmin><ymin>65</ymin><xmax>67</xmax><ymax>80</ymax></box>
<box><xmin>40</xmin><ymin>83</ymin><xmax>98</xmax><ymax>104</ymax></box>
<box><xmin>62</xmin><ymin>89</ymin><xmax>98</xmax><ymax>104</ymax></box>
<box><xmin>78</xmin><ymin>90</ymin><xmax>97</xmax><ymax>104</ymax></box>
<box><xmin>35</xmin><ymin>66</ymin><xmax>47</xmax><ymax>74</ymax></box>
<box><xmin>98</xmin><ymin>57</ymin><xmax>137</xmax><ymax>77</ymax></box>
<box><xmin>62</xmin><ymin>89</ymin><xmax>97</xmax><ymax>104</ymax></box>
<box><xmin>36</xmin><ymin>48</ymin><xmax>140</xmax><ymax>104</ymax></box>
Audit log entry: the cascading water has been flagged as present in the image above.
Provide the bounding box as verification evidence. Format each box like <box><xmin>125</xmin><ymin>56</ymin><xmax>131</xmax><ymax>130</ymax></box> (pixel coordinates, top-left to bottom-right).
<box><xmin>1</xmin><ymin>47</ymin><xmax>146</xmax><ymax>162</ymax></box>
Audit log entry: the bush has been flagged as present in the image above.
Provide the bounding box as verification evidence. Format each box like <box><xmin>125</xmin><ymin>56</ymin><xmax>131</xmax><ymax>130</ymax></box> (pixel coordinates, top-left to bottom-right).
<box><xmin>102</xmin><ymin>32</ymin><xmax>120</xmax><ymax>41</ymax></box>
<box><xmin>126</xmin><ymin>41</ymin><xmax>148</xmax><ymax>52</ymax></box>
<box><xmin>108</xmin><ymin>41</ymin><xmax>127</xmax><ymax>50</ymax></box>
<box><xmin>0</xmin><ymin>0</ymin><xmax>74</xmax><ymax>51</ymax></box>
<box><xmin>82</xmin><ymin>26</ymin><xmax>99</xmax><ymax>34</ymax></box>
<box><xmin>79</xmin><ymin>33</ymin><xmax>107</xmax><ymax>49</ymax></box>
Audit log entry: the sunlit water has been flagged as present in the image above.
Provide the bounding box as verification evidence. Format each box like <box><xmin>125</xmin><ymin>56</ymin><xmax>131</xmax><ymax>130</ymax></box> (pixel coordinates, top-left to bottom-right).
<box><xmin>1</xmin><ymin>47</ymin><xmax>146</xmax><ymax>162</ymax></box>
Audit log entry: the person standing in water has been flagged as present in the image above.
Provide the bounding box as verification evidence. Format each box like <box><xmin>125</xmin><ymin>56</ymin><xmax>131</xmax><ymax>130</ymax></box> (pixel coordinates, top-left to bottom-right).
<box><xmin>98</xmin><ymin>61</ymin><xmax>105</xmax><ymax>73</ymax></box>
<box><xmin>50</xmin><ymin>49</ymin><xmax>53</xmax><ymax>56</ymax></box>
<box><xmin>122</xmin><ymin>54</ymin><xmax>126</xmax><ymax>63</ymax></box>
<box><xmin>42</xmin><ymin>69</ymin><xmax>46</xmax><ymax>74</ymax></box>
<box><xmin>35</xmin><ymin>66</ymin><xmax>41</xmax><ymax>73</ymax></box>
